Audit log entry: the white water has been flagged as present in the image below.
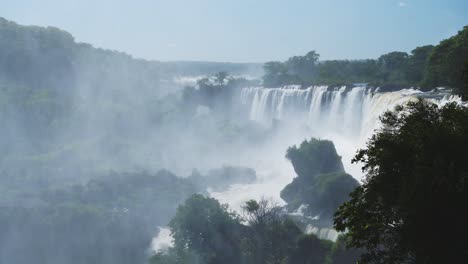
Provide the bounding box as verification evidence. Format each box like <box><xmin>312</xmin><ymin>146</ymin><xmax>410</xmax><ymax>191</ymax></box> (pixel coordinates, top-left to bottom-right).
<box><xmin>240</xmin><ymin>86</ymin><xmax>463</xmax><ymax>178</ymax></box>
<box><xmin>305</xmin><ymin>225</ymin><xmax>339</xmax><ymax>241</ymax></box>
<box><xmin>213</xmin><ymin>86</ymin><xmax>463</xmax><ymax>241</ymax></box>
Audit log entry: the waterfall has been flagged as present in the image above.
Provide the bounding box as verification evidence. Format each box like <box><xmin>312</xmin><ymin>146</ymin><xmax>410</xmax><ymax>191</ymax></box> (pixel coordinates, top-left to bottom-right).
<box><xmin>210</xmin><ymin>85</ymin><xmax>466</xmax><ymax>243</ymax></box>
<box><xmin>241</xmin><ymin>86</ymin><xmax>463</xmax><ymax>143</ymax></box>
<box><xmin>242</xmin><ymin>86</ymin><xmax>374</xmax><ymax>140</ymax></box>
<box><xmin>240</xmin><ymin>86</ymin><xmax>464</xmax><ymax>178</ymax></box>
<box><xmin>235</xmin><ymin>86</ymin><xmax>465</xmax><ymax>242</ymax></box>
<box><xmin>305</xmin><ymin>225</ymin><xmax>339</xmax><ymax>241</ymax></box>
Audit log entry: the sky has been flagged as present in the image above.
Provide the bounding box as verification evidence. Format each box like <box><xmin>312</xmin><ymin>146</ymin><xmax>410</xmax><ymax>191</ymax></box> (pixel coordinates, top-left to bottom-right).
<box><xmin>1</xmin><ymin>0</ymin><xmax>467</xmax><ymax>62</ymax></box>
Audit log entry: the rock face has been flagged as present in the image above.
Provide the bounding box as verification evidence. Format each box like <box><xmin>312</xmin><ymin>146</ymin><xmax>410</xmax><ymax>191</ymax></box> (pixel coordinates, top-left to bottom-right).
<box><xmin>285</xmin><ymin>139</ymin><xmax>345</xmax><ymax>179</ymax></box>
<box><xmin>281</xmin><ymin>139</ymin><xmax>359</xmax><ymax>226</ymax></box>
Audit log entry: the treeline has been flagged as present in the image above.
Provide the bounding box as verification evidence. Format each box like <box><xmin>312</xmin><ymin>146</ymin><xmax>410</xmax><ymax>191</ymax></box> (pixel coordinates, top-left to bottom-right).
<box><xmin>0</xmin><ymin>17</ymin><xmax>258</xmax><ymax>91</ymax></box>
<box><xmin>263</xmin><ymin>26</ymin><xmax>468</xmax><ymax>97</ymax></box>
<box><xmin>0</xmin><ymin>16</ymin><xmax>166</xmax><ymax>92</ymax></box>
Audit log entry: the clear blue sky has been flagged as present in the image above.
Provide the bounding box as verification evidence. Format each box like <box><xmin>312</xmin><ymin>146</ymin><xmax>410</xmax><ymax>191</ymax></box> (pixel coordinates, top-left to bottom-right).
<box><xmin>1</xmin><ymin>0</ymin><xmax>467</xmax><ymax>62</ymax></box>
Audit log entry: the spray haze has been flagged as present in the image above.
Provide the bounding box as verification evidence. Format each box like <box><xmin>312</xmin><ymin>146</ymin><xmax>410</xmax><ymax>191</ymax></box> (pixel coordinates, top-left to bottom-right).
<box><xmin>0</xmin><ymin>2</ymin><xmax>467</xmax><ymax>263</ymax></box>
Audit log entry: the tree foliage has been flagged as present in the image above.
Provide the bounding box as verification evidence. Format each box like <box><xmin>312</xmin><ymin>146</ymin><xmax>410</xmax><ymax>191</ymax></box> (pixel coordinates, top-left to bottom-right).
<box><xmin>0</xmin><ymin>170</ymin><xmax>199</xmax><ymax>264</ymax></box>
<box><xmin>154</xmin><ymin>195</ymin><xmax>351</xmax><ymax>264</ymax></box>
<box><xmin>262</xmin><ymin>25</ymin><xmax>467</xmax><ymax>96</ymax></box>
<box><xmin>169</xmin><ymin>194</ymin><xmax>244</xmax><ymax>264</ymax></box>
<box><xmin>334</xmin><ymin>100</ymin><xmax>468</xmax><ymax>263</ymax></box>
<box><xmin>423</xmin><ymin>26</ymin><xmax>468</xmax><ymax>98</ymax></box>
<box><xmin>242</xmin><ymin>199</ymin><xmax>280</xmax><ymax>228</ymax></box>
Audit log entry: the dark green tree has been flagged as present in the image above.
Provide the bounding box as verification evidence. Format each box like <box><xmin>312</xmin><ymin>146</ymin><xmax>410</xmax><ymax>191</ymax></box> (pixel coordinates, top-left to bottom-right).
<box><xmin>329</xmin><ymin>235</ymin><xmax>363</xmax><ymax>264</ymax></box>
<box><xmin>291</xmin><ymin>234</ymin><xmax>333</xmax><ymax>264</ymax></box>
<box><xmin>240</xmin><ymin>199</ymin><xmax>296</xmax><ymax>264</ymax></box>
<box><xmin>334</xmin><ymin>100</ymin><xmax>468</xmax><ymax>263</ymax></box>
<box><xmin>423</xmin><ymin>26</ymin><xmax>468</xmax><ymax>97</ymax></box>
<box><xmin>406</xmin><ymin>45</ymin><xmax>434</xmax><ymax>86</ymax></box>
<box><xmin>169</xmin><ymin>194</ymin><xmax>244</xmax><ymax>264</ymax></box>
<box><xmin>262</xmin><ymin>61</ymin><xmax>291</xmax><ymax>87</ymax></box>
<box><xmin>377</xmin><ymin>51</ymin><xmax>409</xmax><ymax>86</ymax></box>
<box><xmin>286</xmin><ymin>50</ymin><xmax>320</xmax><ymax>82</ymax></box>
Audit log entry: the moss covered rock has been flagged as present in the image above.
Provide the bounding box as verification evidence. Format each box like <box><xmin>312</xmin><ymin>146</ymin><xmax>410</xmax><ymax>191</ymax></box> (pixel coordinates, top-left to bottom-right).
<box><xmin>285</xmin><ymin>139</ymin><xmax>345</xmax><ymax>179</ymax></box>
<box><xmin>281</xmin><ymin>139</ymin><xmax>359</xmax><ymax>226</ymax></box>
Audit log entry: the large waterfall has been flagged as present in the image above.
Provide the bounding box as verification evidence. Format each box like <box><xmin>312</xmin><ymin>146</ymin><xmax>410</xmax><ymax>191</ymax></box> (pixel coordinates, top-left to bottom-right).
<box><xmin>241</xmin><ymin>85</ymin><xmax>462</xmax><ymax>141</ymax></box>
<box><xmin>211</xmin><ymin>85</ymin><xmax>463</xmax><ymax>241</ymax></box>
<box><xmin>239</xmin><ymin>85</ymin><xmax>463</xmax><ymax>178</ymax></box>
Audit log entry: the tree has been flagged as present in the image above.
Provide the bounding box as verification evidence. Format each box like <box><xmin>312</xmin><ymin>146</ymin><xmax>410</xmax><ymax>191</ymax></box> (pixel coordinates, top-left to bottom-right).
<box><xmin>286</xmin><ymin>50</ymin><xmax>320</xmax><ymax>81</ymax></box>
<box><xmin>334</xmin><ymin>100</ymin><xmax>468</xmax><ymax>263</ymax></box>
<box><xmin>240</xmin><ymin>199</ymin><xmax>302</xmax><ymax>264</ymax></box>
<box><xmin>423</xmin><ymin>26</ymin><xmax>468</xmax><ymax>97</ymax></box>
<box><xmin>262</xmin><ymin>52</ymin><xmax>320</xmax><ymax>87</ymax></box>
<box><xmin>377</xmin><ymin>51</ymin><xmax>409</xmax><ymax>86</ymax></box>
<box><xmin>463</xmin><ymin>60</ymin><xmax>468</xmax><ymax>99</ymax></box>
<box><xmin>169</xmin><ymin>194</ymin><xmax>244</xmax><ymax>264</ymax></box>
<box><xmin>150</xmin><ymin>248</ymin><xmax>201</xmax><ymax>264</ymax></box>
<box><xmin>214</xmin><ymin>71</ymin><xmax>228</xmax><ymax>84</ymax></box>
<box><xmin>262</xmin><ymin>61</ymin><xmax>291</xmax><ymax>87</ymax></box>
<box><xmin>406</xmin><ymin>45</ymin><xmax>434</xmax><ymax>86</ymax></box>
<box><xmin>292</xmin><ymin>234</ymin><xmax>333</xmax><ymax>264</ymax></box>
<box><xmin>155</xmin><ymin>196</ymin><xmax>358</xmax><ymax>264</ymax></box>
<box><xmin>329</xmin><ymin>235</ymin><xmax>363</xmax><ymax>264</ymax></box>
<box><xmin>242</xmin><ymin>198</ymin><xmax>280</xmax><ymax>228</ymax></box>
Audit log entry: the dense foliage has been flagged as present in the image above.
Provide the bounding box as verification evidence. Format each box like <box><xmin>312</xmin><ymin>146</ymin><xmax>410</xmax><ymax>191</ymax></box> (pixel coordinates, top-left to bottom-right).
<box><xmin>281</xmin><ymin>139</ymin><xmax>359</xmax><ymax>226</ymax></box>
<box><xmin>169</xmin><ymin>194</ymin><xmax>245</xmax><ymax>264</ymax></box>
<box><xmin>263</xmin><ymin>25</ymin><xmax>467</xmax><ymax>96</ymax></box>
<box><xmin>334</xmin><ymin>100</ymin><xmax>468</xmax><ymax>263</ymax></box>
<box><xmin>151</xmin><ymin>195</ymin><xmax>360</xmax><ymax>264</ymax></box>
<box><xmin>0</xmin><ymin>167</ymin><xmax>256</xmax><ymax>264</ymax></box>
<box><xmin>263</xmin><ymin>48</ymin><xmax>434</xmax><ymax>89</ymax></box>
<box><xmin>0</xmin><ymin>170</ymin><xmax>194</xmax><ymax>264</ymax></box>
<box><xmin>423</xmin><ymin>26</ymin><xmax>468</xmax><ymax>98</ymax></box>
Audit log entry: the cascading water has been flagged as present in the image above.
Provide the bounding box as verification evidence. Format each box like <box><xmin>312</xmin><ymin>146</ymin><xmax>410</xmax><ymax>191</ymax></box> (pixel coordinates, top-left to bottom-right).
<box><xmin>234</xmin><ymin>85</ymin><xmax>464</xmax><ymax>240</ymax></box>
<box><xmin>240</xmin><ymin>86</ymin><xmax>464</xmax><ymax>178</ymax></box>
<box><xmin>155</xmin><ymin>86</ymin><xmax>464</xmax><ymax>245</ymax></box>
